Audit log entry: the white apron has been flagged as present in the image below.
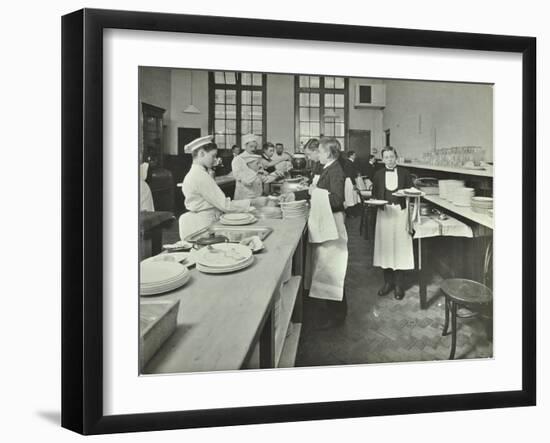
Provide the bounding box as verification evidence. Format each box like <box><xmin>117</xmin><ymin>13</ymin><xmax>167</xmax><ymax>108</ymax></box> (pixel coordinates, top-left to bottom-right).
<box><xmin>373</xmin><ymin>204</ymin><xmax>414</xmax><ymax>270</ymax></box>
<box><xmin>178</xmin><ymin>208</ymin><xmax>220</xmax><ymax>241</ymax></box>
<box><xmin>234</xmin><ymin>177</ymin><xmax>263</xmax><ymax>200</ymax></box>
<box><xmin>306</xmin><ymin>211</ymin><xmax>348</xmax><ymax>301</ymax></box>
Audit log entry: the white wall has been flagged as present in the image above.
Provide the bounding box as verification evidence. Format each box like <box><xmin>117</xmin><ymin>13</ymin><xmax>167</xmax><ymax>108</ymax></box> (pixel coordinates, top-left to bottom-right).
<box><xmin>348</xmin><ymin>77</ymin><xmax>385</xmax><ymax>152</ymax></box>
<box><xmin>382</xmin><ymin>80</ymin><xmax>493</xmax><ymax>162</ymax></box>
<box><xmin>168</xmin><ymin>69</ymin><xmax>210</xmax><ymax>154</ymax></box>
<box><xmin>266</xmin><ymin>73</ymin><xmax>295</xmax><ymax>149</ymax></box>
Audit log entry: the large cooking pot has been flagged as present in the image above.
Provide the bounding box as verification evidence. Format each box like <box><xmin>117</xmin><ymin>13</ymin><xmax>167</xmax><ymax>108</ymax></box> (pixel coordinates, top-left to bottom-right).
<box><xmin>292</xmin><ymin>153</ymin><xmax>307</xmax><ymax>170</ymax></box>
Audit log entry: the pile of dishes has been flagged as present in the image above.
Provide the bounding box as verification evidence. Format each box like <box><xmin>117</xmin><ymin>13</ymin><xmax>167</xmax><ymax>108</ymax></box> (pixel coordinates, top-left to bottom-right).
<box><xmin>194</xmin><ymin>243</ymin><xmax>254</xmax><ymax>274</ymax></box>
<box><xmin>471</xmin><ymin>196</ymin><xmax>494</xmax><ymax>214</ymax></box>
<box><xmin>140</xmin><ymin>261</ymin><xmax>191</xmax><ymax>296</ymax></box>
<box><xmin>452</xmin><ymin>187</ymin><xmax>475</xmax><ymax>207</ymax></box>
<box><xmin>280</xmin><ymin>200</ymin><xmax>308</xmax><ymax>219</ymax></box>
<box><xmin>219</xmin><ymin>212</ymin><xmax>257</xmax><ymax>225</ymax></box>
<box><xmin>438</xmin><ymin>179</ymin><xmax>465</xmax><ymax>201</ymax></box>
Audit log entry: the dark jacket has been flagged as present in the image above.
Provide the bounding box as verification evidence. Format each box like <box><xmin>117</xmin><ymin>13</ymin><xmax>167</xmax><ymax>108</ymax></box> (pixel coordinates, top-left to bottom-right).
<box><xmin>364</xmin><ymin>161</ymin><xmax>380</xmax><ymax>181</ymax></box>
<box><xmin>372</xmin><ymin>166</ymin><xmax>413</xmax><ymax>210</ymax></box>
<box><xmin>317</xmin><ymin>160</ymin><xmax>346</xmax><ymax>213</ymax></box>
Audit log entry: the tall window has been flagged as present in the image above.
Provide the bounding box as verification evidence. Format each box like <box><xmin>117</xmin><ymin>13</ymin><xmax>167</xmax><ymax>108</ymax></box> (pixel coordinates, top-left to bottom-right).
<box><xmin>295</xmin><ymin>75</ymin><xmax>348</xmax><ymax>150</ymax></box>
<box><xmin>209</xmin><ymin>71</ymin><xmax>266</xmax><ymax>149</ymax></box>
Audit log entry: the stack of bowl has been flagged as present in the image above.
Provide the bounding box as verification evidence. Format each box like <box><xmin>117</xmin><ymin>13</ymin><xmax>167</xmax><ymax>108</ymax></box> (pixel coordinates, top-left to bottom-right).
<box><xmin>438</xmin><ymin>179</ymin><xmax>465</xmax><ymax>201</ymax></box>
<box><xmin>452</xmin><ymin>187</ymin><xmax>475</xmax><ymax>206</ymax></box>
<box><xmin>471</xmin><ymin>196</ymin><xmax>493</xmax><ymax>214</ymax></box>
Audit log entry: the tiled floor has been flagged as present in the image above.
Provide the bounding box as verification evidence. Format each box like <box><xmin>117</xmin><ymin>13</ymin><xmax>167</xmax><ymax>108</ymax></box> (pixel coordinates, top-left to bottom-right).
<box><xmin>296</xmin><ymin>215</ymin><xmax>493</xmax><ymax>366</ymax></box>
<box><xmin>156</xmin><ymin>214</ymin><xmax>492</xmax><ymax>367</ymax></box>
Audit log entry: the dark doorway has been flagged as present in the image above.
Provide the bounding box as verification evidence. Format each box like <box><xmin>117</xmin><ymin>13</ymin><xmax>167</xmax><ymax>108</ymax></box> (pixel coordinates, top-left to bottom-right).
<box><xmin>177</xmin><ymin>127</ymin><xmax>201</xmax><ymax>156</ymax></box>
<box><xmin>349</xmin><ymin>129</ymin><xmax>371</xmax><ymax>173</ymax></box>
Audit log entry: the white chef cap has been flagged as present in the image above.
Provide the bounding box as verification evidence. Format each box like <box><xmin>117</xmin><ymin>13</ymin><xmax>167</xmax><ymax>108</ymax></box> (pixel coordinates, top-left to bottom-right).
<box><xmin>184</xmin><ymin>134</ymin><xmax>214</xmax><ymax>154</ymax></box>
<box><xmin>241</xmin><ymin>133</ymin><xmax>258</xmax><ymax>147</ymax></box>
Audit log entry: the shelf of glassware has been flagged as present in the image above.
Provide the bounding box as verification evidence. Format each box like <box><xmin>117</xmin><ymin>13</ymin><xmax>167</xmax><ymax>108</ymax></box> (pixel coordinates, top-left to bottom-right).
<box><xmin>398</xmin><ymin>162</ymin><xmax>493</xmax><ymax>178</ymax></box>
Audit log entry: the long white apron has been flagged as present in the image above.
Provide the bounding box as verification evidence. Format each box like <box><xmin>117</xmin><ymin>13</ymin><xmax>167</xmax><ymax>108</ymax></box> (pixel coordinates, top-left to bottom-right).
<box><xmin>178</xmin><ymin>208</ymin><xmax>220</xmax><ymax>241</ymax></box>
<box><xmin>373</xmin><ymin>204</ymin><xmax>414</xmax><ymax>270</ymax></box>
<box><xmin>306</xmin><ymin>212</ymin><xmax>348</xmax><ymax>301</ymax></box>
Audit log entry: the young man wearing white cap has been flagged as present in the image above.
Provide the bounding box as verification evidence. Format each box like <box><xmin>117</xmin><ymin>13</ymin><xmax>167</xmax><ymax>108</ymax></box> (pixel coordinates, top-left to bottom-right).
<box><xmin>178</xmin><ymin>135</ymin><xmax>262</xmax><ymax>241</ymax></box>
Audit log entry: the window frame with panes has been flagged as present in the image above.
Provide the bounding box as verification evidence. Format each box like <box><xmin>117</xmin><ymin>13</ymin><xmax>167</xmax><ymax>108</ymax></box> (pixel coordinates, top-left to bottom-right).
<box><xmin>294</xmin><ymin>75</ymin><xmax>349</xmax><ymax>151</ymax></box>
<box><xmin>208</xmin><ymin>71</ymin><xmax>267</xmax><ymax>150</ymax></box>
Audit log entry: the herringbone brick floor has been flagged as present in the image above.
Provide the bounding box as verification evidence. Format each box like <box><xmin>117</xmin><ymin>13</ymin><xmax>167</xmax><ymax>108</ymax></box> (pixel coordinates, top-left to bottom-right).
<box><xmin>296</xmin><ymin>215</ymin><xmax>493</xmax><ymax>366</ymax></box>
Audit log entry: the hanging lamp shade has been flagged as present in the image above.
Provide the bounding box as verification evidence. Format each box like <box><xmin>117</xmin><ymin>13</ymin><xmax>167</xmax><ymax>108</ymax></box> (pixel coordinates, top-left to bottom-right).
<box><xmin>183</xmin><ymin>71</ymin><xmax>201</xmax><ymax>114</ymax></box>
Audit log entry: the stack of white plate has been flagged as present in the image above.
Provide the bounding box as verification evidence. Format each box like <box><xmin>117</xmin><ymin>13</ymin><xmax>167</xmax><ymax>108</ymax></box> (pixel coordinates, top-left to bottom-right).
<box><xmin>471</xmin><ymin>196</ymin><xmax>494</xmax><ymax>214</ymax></box>
<box><xmin>438</xmin><ymin>180</ymin><xmax>465</xmax><ymax>201</ymax></box>
<box><xmin>280</xmin><ymin>200</ymin><xmax>308</xmax><ymax>219</ymax></box>
<box><xmin>452</xmin><ymin>187</ymin><xmax>475</xmax><ymax>206</ymax></box>
<box><xmin>140</xmin><ymin>261</ymin><xmax>190</xmax><ymax>296</ymax></box>
<box><xmin>219</xmin><ymin>213</ymin><xmax>257</xmax><ymax>225</ymax></box>
<box><xmin>194</xmin><ymin>243</ymin><xmax>254</xmax><ymax>274</ymax></box>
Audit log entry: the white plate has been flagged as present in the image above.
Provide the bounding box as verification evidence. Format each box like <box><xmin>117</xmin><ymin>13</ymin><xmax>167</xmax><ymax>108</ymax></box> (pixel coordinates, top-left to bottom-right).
<box><xmin>197</xmin><ymin>256</ymin><xmax>254</xmax><ymax>274</ymax></box>
<box><xmin>140</xmin><ymin>261</ymin><xmax>188</xmax><ymax>286</ymax></box>
<box><xmin>221</xmin><ymin>213</ymin><xmax>252</xmax><ymax>221</ymax></box>
<box><xmin>142</xmin><ymin>252</ymin><xmax>195</xmax><ymax>268</ymax></box>
<box><xmin>194</xmin><ymin>243</ymin><xmax>253</xmax><ymax>268</ymax></box>
<box><xmin>365</xmin><ymin>199</ymin><xmax>388</xmax><ymax>206</ymax></box>
<box><xmin>219</xmin><ymin>216</ymin><xmax>258</xmax><ymax>226</ymax></box>
<box><xmin>280</xmin><ymin>200</ymin><xmax>307</xmax><ymax>208</ymax></box>
<box><xmin>140</xmin><ymin>273</ymin><xmax>191</xmax><ymax>296</ymax></box>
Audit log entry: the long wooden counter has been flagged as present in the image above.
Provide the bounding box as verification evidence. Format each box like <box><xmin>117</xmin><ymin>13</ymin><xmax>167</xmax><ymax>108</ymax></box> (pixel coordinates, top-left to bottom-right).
<box><xmin>423</xmin><ymin>195</ymin><xmax>493</xmax><ymax>229</ymax></box>
<box><xmin>143</xmin><ymin>217</ymin><xmax>307</xmax><ymax>374</ymax></box>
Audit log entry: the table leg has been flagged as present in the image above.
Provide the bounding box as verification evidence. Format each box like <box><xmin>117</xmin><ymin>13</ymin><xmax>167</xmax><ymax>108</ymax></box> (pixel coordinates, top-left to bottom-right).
<box><xmin>450</xmin><ymin>301</ymin><xmax>458</xmax><ymax>359</ymax></box>
<box><xmin>417</xmin><ymin>238</ymin><xmax>428</xmax><ymax>310</ymax></box>
<box><xmin>442</xmin><ymin>295</ymin><xmax>450</xmax><ymax>336</ymax></box>
<box><xmin>259</xmin><ymin>309</ymin><xmax>275</xmax><ymax>368</ymax></box>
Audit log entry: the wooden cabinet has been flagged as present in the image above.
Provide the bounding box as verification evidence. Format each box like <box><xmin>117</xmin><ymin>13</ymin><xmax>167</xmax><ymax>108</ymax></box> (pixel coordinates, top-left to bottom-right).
<box><xmin>141</xmin><ymin>102</ymin><xmax>166</xmax><ymax>167</ymax></box>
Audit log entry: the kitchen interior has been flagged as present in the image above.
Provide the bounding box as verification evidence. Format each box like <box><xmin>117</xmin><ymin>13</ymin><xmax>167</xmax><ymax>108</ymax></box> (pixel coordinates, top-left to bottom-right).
<box><xmin>139</xmin><ymin>67</ymin><xmax>493</xmax><ymax>374</ymax></box>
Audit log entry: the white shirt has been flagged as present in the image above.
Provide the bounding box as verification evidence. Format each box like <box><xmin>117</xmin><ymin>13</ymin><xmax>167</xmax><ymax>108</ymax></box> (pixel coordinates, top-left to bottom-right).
<box><xmin>182</xmin><ymin>164</ymin><xmax>250</xmax><ymax>213</ymax></box>
<box><xmin>385</xmin><ymin>168</ymin><xmax>398</xmax><ymax>191</ymax></box>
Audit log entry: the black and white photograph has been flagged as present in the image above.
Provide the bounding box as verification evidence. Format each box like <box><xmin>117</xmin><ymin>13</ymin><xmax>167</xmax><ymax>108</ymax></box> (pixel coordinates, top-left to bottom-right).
<box><xmin>138</xmin><ymin>68</ymin><xmax>494</xmax><ymax>374</ymax></box>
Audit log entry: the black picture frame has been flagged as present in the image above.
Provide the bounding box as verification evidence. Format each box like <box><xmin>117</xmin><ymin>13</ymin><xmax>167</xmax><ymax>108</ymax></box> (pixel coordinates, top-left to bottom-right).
<box><xmin>61</xmin><ymin>8</ymin><xmax>536</xmax><ymax>435</ymax></box>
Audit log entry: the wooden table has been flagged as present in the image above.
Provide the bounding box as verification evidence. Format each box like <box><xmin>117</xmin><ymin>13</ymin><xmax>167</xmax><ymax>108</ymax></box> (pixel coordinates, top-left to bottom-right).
<box><xmin>142</xmin><ymin>218</ymin><xmax>307</xmax><ymax>374</ymax></box>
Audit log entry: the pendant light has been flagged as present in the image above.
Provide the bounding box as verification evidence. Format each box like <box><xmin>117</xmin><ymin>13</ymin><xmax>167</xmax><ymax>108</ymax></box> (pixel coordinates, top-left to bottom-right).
<box><xmin>183</xmin><ymin>70</ymin><xmax>201</xmax><ymax>114</ymax></box>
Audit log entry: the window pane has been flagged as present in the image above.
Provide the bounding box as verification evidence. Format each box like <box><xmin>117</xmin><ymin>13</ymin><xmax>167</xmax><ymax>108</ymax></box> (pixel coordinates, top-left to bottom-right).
<box><xmin>215</xmin><ymin>89</ymin><xmax>225</xmax><ymax>104</ymax></box>
<box><xmin>226</xmin><ymin>120</ymin><xmax>236</xmax><ymax>134</ymax></box>
<box><xmin>226</xmin><ymin>90</ymin><xmax>236</xmax><ymax>104</ymax></box>
<box><xmin>215</xmin><ymin>104</ymin><xmax>226</xmax><ymax>119</ymax></box>
<box><xmin>310</xmin><ymin>122</ymin><xmax>320</xmax><ymax>136</ymax></box>
<box><xmin>241</xmin><ymin>73</ymin><xmax>252</xmax><ymax>85</ymax></box>
<box><xmin>227</xmin><ymin>135</ymin><xmax>236</xmax><ymax>148</ymax></box>
<box><xmin>335</xmin><ymin>109</ymin><xmax>345</xmax><ymax>122</ymax></box>
<box><xmin>241</xmin><ymin>120</ymin><xmax>251</xmax><ymax>134</ymax></box>
<box><xmin>325</xmin><ymin>93</ymin><xmax>334</xmax><ymax>107</ymax></box>
<box><xmin>215</xmin><ymin>134</ymin><xmax>226</xmax><ymax>147</ymax></box>
<box><xmin>300</xmin><ymin>137</ymin><xmax>310</xmax><ymax>147</ymax></box>
<box><xmin>253</xmin><ymin>120</ymin><xmax>262</xmax><ymax>135</ymax></box>
<box><xmin>334</xmin><ymin>77</ymin><xmax>345</xmax><ymax>89</ymax></box>
<box><xmin>310</xmin><ymin>93</ymin><xmax>320</xmax><ymax>106</ymax></box>
<box><xmin>225</xmin><ymin>72</ymin><xmax>236</xmax><ymax>84</ymax></box>
<box><xmin>336</xmin><ymin>123</ymin><xmax>345</xmax><ymax>137</ymax></box>
<box><xmin>252</xmin><ymin>106</ymin><xmax>262</xmax><ymax>120</ymax></box>
<box><xmin>325</xmin><ymin>124</ymin><xmax>334</xmax><ymax>136</ymax></box>
<box><xmin>300</xmin><ymin>122</ymin><xmax>310</xmax><ymax>136</ymax></box>
<box><xmin>242</xmin><ymin>90</ymin><xmax>251</xmax><ymax>105</ymax></box>
<box><xmin>226</xmin><ymin>105</ymin><xmax>236</xmax><ymax>119</ymax></box>
<box><xmin>214</xmin><ymin>72</ymin><xmax>225</xmax><ymax>84</ymax></box>
<box><xmin>241</xmin><ymin>105</ymin><xmax>251</xmax><ymax>119</ymax></box>
<box><xmin>325</xmin><ymin>77</ymin><xmax>334</xmax><ymax>88</ymax></box>
<box><xmin>299</xmin><ymin>76</ymin><xmax>309</xmax><ymax>88</ymax></box>
<box><xmin>252</xmin><ymin>74</ymin><xmax>262</xmax><ymax>86</ymax></box>
<box><xmin>310</xmin><ymin>108</ymin><xmax>320</xmax><ymax>121</ymax></box>
<box><xmin>300</xmin><ymin>108</ymin><xmax>309</xmax><ymax>121</ymax></box>
<box><xmin>310</xmin><ymin>76</ymin><xmax>320</xmax><ymax>88</ymax></box>
<box><xmin>215</xmin><ymin>120</ymin><xmax>225</xmax><ymax>133</ymax></box>
<box><xmin>334</xmin><ymin>94</ymin><xmax>344</xmax><ymax>108</ymax></box>
<box><xmin>300</xmin><ymin>93</ymin><xmax>309</xmax><ymax>106</ymax></box>
<box><xmin>337</xmin><ymin>137</ymin><xmax>345</xmax><ymax>149</ymax></box>
<box><xmin>252</xmin><ymin>91</ymin><xmax>262</xmax><ymax>105</ymax></box>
